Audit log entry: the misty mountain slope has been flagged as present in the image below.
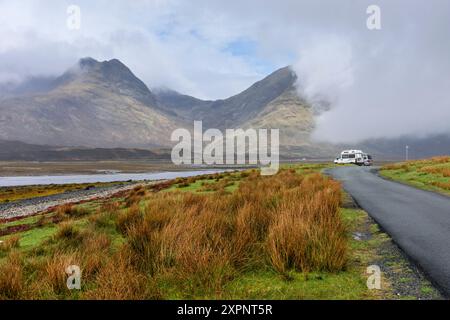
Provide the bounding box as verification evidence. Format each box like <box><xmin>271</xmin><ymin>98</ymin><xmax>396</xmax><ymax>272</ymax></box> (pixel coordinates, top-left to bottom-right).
<box><xmin>0</xmin><ymin>58</ymin><xmax>186</xmax><ymax>148</ymax></box>
<box><xmin>0</xmin><ymin>60</ymin><xmax>328</xmax><ymax>154</ymax></box>
<box><xmin>156</xmin><ymin>66</ymin><xmax>302</xmax><ymax>129</ymax></box>
<box><xmin>156</xmin><ymin>66</ymin><xmax>328</xmax><ymax>152</ymax></box>
<box><xmin>206</xmin><ymin>66</ymin><xmax>299</xmax><ymax>129</ymax></box>
<box><xmin>154</xmin><ymin>88</ymin><xmax>214</xmax><ymax>119</ymax></box>
<box><xmin>241</xmin><ymin>88</ymin><xmax>314</xmax><ymax>146</ymax></box>
<box><xmin>0</xmin><ymin>139</ymin><xmax>168</xmax><ymax>161</ymax></box>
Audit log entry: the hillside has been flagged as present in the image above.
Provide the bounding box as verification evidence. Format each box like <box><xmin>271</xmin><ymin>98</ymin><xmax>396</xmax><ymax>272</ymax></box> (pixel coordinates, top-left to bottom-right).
<box><xmin>156</xmin><ymin>66</ymin><xmax>329</xmax><ymax>150</ymax></box>
<box><xmin>0</xmin><ymin>58</ymin><xmax>186</xmax><ymax>148</ymax></box>
<box><xmin>0</xmin><ymin>140</ymin><xmax>169</xmax><ymax>161</ymax></box>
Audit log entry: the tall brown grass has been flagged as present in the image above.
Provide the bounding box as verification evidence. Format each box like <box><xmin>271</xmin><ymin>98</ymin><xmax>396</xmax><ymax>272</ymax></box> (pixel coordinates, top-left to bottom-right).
<box><xmin>1</xmin><ymin>169</ymin><xmax>348</xmax><ymax>299</ymax></box>
<box><xmin>83</xmin><ymin>246</ymin><xmax>160</xmax><ymax>300</ymax></box>
<box><xmin>0</xmin><ymin>235</ymin><xmax>20</xmax><ymax>252</ymax></box>
<box><xmin>56</xmin><ymin>204</ymin><xmax>90</xmax><ymax>218</ymax></box>
<box><xmin>105</xmin><ymin>170</ymin><xmax>346</xmax><ymax>296</ymax></box>
<box><xmin>0</xmin><ymin>251</ymin><xmax>23</xmax><ymax>299</ymax></box>
<box><xmin>266</xmin><ymin>176</ymin><xmax>346</xmax><ymax>273</ymax></box>
<box><xmin>432</xmin><ymin>181</ymin><xmax>450</xmax><ymax>190</ymax></box>
<box><xmin>419</xmin><ymin>166</ymin><xmax>450</xmax><ymax>177</ymax></box>
<box><xmin>115</xmin><ymin>204</ymin><xmax>143</xmax><ymax>235</ymax></box>
<box><xmin>383</xmin><ymin>156</ymin><xmax>450</xmax><ymax>172</ymax></box>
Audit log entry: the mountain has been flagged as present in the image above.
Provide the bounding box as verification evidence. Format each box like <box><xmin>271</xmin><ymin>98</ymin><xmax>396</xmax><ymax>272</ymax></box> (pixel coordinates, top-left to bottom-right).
<box><xmin>0</xmin><ymin>58</ymin><xmax>185</xmax><ymax>148</ymax></box>
<box><xmin>156</xmin><ymin>66</ymin><xmax>332</xmax><ymax>150</ymax></box>
<box><xmin>156</xmin><ymin>67</ymin><xmax>302</xmax><ymax>128</ymax></box>
<box><xmin>0</xmin><ymin>59</ymin><xmax>324</xmax><ymax>154</ymax></box>
<box><xmin>1</xmin><ymin>58</ymin><xmax>447</xmax><ymax>160</ymax></box>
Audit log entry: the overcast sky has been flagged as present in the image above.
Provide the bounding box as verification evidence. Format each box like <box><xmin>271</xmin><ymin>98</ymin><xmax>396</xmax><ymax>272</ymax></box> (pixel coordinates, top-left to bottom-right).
<box><xmin>1</xmin><ymin>0</ymin><xmax>449</xmax><ymax>142</ymax></box>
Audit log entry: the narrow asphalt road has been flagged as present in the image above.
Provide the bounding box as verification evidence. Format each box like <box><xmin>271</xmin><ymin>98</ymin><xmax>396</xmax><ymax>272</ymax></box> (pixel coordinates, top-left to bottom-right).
<box><xmin>327</xmin><ymin>166</ymin><xmax>450</xmax><ymax>297</ymax></box>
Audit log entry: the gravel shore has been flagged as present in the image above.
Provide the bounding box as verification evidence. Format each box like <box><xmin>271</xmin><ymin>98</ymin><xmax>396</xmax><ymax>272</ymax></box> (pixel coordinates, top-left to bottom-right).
<box><xmin>0</xmin><ymin>181</ymin><xmax>163</xmax><ymax>220</ymax></box>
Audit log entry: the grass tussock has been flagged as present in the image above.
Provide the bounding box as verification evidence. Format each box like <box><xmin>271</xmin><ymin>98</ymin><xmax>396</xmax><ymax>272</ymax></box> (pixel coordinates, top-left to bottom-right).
<box><xmin>124</xmin><ymin>185</ymin><xmax>147</xmax><ymax>206</ymax></box>
<box><xmin>199</xmin><ymin>178</ymin><xmax>234</xmax><ymax>192</ymax></box>
<box><xmin>115</xmin><ymin>204</ymin><xmax>143</xmax><ymax>235</ymax></box>
<box><xmin>83</xmin><ymin>246</ymin><xmax>160</xmax><ymax>300</ymax></box>
<box><xmin>54</xmin><ymin>221</ymin><xmax>80</xmax><ymax>241</ymax></box>
<box><xmin>0</xmin><ymin>235</ymin><xmax>21</xmax><ymax>252</ymax></box>
<box><xmin>431</xmin><ymin>181</ymin><xmax>450</xmax><ymax>190</ymax></box>
<box><xmin>56</xmin><ymin>204</ymin><xmax>90</xmax><ymax>220</ymax></box>
<box><xmin>35</xmin><ymin>252</ymin><xmax>80</xmax><ymax>295</ymax></box>
<box><xmin>0</xmin><ymin>251</ymin><xmax>24</xmax><ymax>299</ymax></box>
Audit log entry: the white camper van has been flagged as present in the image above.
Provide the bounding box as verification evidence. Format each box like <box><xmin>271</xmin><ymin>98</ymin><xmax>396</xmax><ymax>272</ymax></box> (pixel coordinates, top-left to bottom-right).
<box><xmin>334</xmin><ymin>150</ymin><xmax>366</xmax><ymax>165</ymax></box>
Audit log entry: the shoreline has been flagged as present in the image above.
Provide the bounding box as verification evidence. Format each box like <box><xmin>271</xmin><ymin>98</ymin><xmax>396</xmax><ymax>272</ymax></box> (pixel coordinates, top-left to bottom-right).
<box><xmin>0</xmin><ymin>169</ymin><xmax>233</xmax><ymax>187</ymax></box>
<box><xmin>0</xmin><ymin>181</ymin><xmax>155</xmax><ymax>220</ymax></box>
<box><xmin>0</xmin><ymin>160</ymin><xmax>251</xmax><ymax>177</ymax></box>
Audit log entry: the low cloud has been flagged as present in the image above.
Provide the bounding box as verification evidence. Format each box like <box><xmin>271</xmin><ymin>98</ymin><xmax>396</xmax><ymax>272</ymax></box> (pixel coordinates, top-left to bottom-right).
<box><xmin>1</xmin><ymin>0</ymin><xmax>450</xmax><ymax>142</ymax></box>
<box><xmin>292</xmin><ymin>1</ymin><xmax>450</xmax><ymax>143</ymax></box>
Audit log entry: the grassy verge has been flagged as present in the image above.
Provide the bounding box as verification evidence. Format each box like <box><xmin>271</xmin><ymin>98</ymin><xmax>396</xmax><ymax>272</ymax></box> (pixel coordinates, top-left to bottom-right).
<box><xmin>0</xmin><ymin>164</ymin><xmax>440</xmax><ymax>299</ymax></box>
<box><xmin>380</xmin><ymin>156</ymin><xmax>450</xmax><ymax>196</ymax></box>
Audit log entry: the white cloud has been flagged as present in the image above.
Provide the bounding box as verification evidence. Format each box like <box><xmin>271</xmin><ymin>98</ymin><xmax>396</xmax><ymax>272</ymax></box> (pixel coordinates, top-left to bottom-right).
<box><xmin>290</xmin><ymin>1</ymin><xmax>450</xmax><ymax>142</ymax></box>
<box><xmin>0</xmin><ymin>0</ymin><xmax>265</xmax><ymax>99</ymax></box>
<box><xmin>1</xmin><ymin>0</ymin><xmax>450</xmax><ymax>141</ymax></box>
<box><xmin>293</xmin><ymin>35</ymin><xmax>354</xmax><ymax>105</ymax></box>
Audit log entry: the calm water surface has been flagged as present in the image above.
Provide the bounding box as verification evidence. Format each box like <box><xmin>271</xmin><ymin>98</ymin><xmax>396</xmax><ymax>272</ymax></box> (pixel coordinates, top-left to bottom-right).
<box><xmin>0</xmin><ymin>170</ymin><xmax>227</xmax><ymax>187</ymax></box>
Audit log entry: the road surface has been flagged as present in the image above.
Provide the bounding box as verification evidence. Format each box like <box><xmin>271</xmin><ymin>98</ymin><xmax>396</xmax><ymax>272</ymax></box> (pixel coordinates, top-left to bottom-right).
<box><xmin>327</xmin><ymin>166</ymin><xmax>450</xmax><ymax>297</ymax></box>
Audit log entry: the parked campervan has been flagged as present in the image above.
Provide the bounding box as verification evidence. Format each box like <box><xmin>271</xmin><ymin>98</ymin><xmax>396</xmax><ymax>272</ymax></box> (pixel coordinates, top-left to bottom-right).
<box><xmin>333</xmin><ymin>150</ymin><xmax>368</xmax><ymax>166</ymax></box>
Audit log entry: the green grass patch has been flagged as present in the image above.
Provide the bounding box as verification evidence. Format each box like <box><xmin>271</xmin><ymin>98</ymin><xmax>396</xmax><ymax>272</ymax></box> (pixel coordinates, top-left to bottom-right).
<box><xmin>221</xmin><ymin>270</ymin><xmax>370</xmax><ymax>300</ymax></box>
<box><xmin>0</xmin><ymin>215</ymin><xmax>41</xmax><ymax>230</ymax></box>
<box><xmin>380</xmin><ymin>156</ymin><xmax>450</xmax><ymax>196</ymax></box>
<box><xmin>1</xmin><ymin>224</ymin><xmax>58</xmax><ymax>251</ymax></box>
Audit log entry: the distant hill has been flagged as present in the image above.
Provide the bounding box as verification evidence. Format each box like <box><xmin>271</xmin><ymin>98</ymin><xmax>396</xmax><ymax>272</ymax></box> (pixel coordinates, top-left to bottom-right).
<box><xmin>0</xmin><ymin>140</ymin><xmax>170</xmax><ymax>161</ymax></box>
<box><xmin>361</xmin><ymin>135</ymin><xmax>450</xmax><ymax>160</ymax></box>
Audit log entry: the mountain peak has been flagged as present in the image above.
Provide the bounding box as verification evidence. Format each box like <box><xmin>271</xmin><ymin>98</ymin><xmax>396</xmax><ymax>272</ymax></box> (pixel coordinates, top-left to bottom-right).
<box><xmin>78</xmin><ymin>57</ymin><xmax>100</xmax><ymax>69</ymax></box>
<box><xmin>258</xmin><ymin>66</ymin><xmax>296</xmax><ymax>87</ymax></box>
<box><xmin>52</xmin><ymin>57</ymin><xmax>157</xmax><ymax>107</ymax></box>
<box><xmin>77</xmin><ymin>57</ymin><xmax>131</xmax><ymax>75</ymax></box>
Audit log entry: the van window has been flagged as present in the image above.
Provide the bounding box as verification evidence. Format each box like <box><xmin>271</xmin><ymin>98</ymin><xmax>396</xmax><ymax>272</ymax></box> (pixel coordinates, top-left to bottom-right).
<box><xmin>342</xmin><ymin>154</ymin><xmax>349</xmax><ymax>159</ymax></box>
<box><xmin>349</xmin><ymin>154</ymin><xmax>355</xmax><ymax>159</ymax></box>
